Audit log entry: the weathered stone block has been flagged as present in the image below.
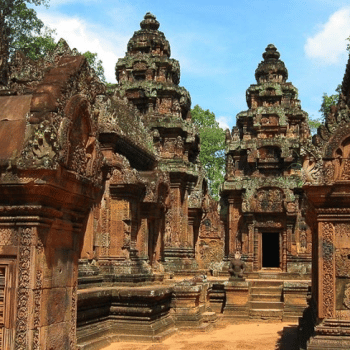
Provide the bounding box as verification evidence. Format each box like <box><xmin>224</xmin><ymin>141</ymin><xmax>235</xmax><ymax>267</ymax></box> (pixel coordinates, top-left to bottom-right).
<box><xmin>223</xmin><ymin>280</ymin><xmax>249</xmax><ymax>318</ymax></box>
<box><xmin>41</xmin><ymin>287</ymin><xmax>70</xmax><ymax>326</ymax></box>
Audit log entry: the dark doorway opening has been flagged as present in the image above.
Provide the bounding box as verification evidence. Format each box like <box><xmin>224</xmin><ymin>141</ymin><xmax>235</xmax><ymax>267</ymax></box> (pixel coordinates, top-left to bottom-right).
<box><xmin>262</xmin><ymin>232</ymin><xmax>280</xmax><ymax>268</ymax></box>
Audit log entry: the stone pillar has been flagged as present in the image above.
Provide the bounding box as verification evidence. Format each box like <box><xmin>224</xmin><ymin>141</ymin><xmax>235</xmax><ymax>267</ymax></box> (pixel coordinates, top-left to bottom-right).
<box><xmin>136</xmin><ymin>218</ymin><xmax>147</xmax><ymax>260</ymax></box>
<box><xmin>173</xmin><ymin>283</ymin><xmax>203</xmax><ymax>328</ymax></box>
<box><xmin>318</xmin><ymin>221</ymin><xmax>335</xmax><ymax>319</ymax></box>
<box><xmin>299</xmin><ymin>204</ymin><xmax>350</xmax><ymax>349</ymax></box>
<box><xmin>247</xmin><ymin>223</ymin><xmax>255</xmax><ymax>270</ymax></box>
<box><xmin>187</xmin><ymin>215</ymin><xmax>198</xmax><ymax>263</ymax></box>
<box><xmin>223</xmin><ymin>280</ymin><xmax>249</xmax><ymax>319</ymax></box>
<box><xmin>253</xmin><ymin>227</ymin><xmax>259</xmax><ymax>271</ymax></box>
<box><xmin>187</xmin><ymin>217</ymin><xmax>195</xmax><ymax>250</ymax></box>
<box><xmin>282</xmin><ymin>282</ymin><xmax>309</xmax><ymax>322</ymax></box>
<box><xmin>109</xmin><ymin>199</ymin><xmax>130</xmax><ymax>257</ymax></box>
<box><xmin>0</xmin><ymin>187</ymin><xmax>100</xmax><ymax>350</ymax></box>
<box><xmin>283</xmin><ymin>226</ymin><xmax>290</xmax><ymax>272</ymax></box>
<box><xmin>149</xmin><ymin>218</ymin><xmax>163</xmax><ymax>266</ymax></box>
<box><xmin>227</xmin><ymin>195</ymin><xmax>242</xmax><ymax>257</ymax></box>
<box><xmin>164</xmin><ymin>181</ymin><xmax>196</xmax><ymax>271</ymax></box>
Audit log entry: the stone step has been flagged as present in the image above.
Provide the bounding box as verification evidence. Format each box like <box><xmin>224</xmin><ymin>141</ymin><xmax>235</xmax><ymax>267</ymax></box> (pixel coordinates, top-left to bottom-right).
<box><xmin>250</xmin><ymin>286</ymin><xmax>282</xmax><ymax>294</ymax></box>
<box><xmin>250</xmin><ymin>293</ymin><xmax>282</xmax><ymax>302</ymax></box>
<box><xmin>202</xmin><ymin>311</ymin><xmax>218</xmax><ymax>323</ymax></box>
<box><xmin>250</xmin><ymin>301</ymin><xmax>284</xmax><ymax>310</ymax></box>
<box><xmin>249</xmin><ymin>280</ymin><xmax>283</xmax><ymax>288</ymax></box>
<box><xmin>249</xmin><ymin>309</ymin><xmax>283</xmax><ymax>320</ymax></box>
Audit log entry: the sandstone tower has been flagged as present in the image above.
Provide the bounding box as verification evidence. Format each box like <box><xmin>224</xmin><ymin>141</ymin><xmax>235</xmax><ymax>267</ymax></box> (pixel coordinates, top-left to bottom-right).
<box><xmin>114</xmin><ymin>13</ymin><xmax>215</xmax><ymax>272</ymax></box>
<box><xmin>222</xmin><ymin>44</ymin><xmax>311</xmax><ymax>277</ymax></box>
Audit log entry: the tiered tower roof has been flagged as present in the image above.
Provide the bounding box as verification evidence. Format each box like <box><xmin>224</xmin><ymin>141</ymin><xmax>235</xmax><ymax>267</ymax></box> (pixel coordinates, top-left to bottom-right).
<box><xmin>115</xmin><ymin>13</ymin><xmax>191</xmax><ymax>119</ymax></box>
<box><xmin>223</xmin><ymin>44</ymin><xmax>310</xmax><ymax>209</ymax></box>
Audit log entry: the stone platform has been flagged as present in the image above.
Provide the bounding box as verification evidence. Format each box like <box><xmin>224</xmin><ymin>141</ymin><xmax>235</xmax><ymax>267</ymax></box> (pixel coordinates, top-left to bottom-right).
<box><xmin>77</xmin><ymin>286</ymin><xmax>176</xmax><ymax>350</ymax></box>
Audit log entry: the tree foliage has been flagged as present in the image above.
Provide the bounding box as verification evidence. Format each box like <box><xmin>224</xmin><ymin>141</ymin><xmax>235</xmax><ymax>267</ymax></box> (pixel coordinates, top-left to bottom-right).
<box><xmin>319</xmin><ymin>84</ymin><xmax>342</xmax><ymax>121</ymax></box>
<box><xmin>191</xmin><ymin>105</ymin><xmax>225</xmax><ymax>200</ymax></box>
<box><xmin>2</xmin><ymin>0</ymin><xmax>52</xmax><ymax>59</ymax></box>
<box><xmin>83</xmin><ymin>51</ymin><xmax>106</xmax><ymax>83</ymax></box>
<box><xmin>2</xmin><ymin>0</ymin><xmax>107</xmax><ymax>82</ymax></box>
<box><xmin>307</xmin><ymin>116</ymin><xmax>322</xmax><ymax>135</ymax></box>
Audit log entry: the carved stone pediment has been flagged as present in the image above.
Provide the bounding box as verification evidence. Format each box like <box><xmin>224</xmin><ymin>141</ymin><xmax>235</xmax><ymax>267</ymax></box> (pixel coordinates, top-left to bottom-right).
<box><xmin>251</xmin><ymin>187</ymin><xmax>283</xmax><ymax>213</ymax></box>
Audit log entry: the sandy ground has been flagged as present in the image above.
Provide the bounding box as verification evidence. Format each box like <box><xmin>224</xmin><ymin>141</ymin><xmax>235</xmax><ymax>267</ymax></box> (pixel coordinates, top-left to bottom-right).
<box><xmin>104</xmin><ymin>321</ymin><xmax>299</xmax><ymax>350</ymax></box>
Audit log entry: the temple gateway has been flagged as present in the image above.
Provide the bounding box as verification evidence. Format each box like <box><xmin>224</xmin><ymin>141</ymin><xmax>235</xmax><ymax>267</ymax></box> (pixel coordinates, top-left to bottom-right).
<box><xmin>0</xmin><ymin>11</ymin><xmax>349</xmax><ymax>350</ymax></box>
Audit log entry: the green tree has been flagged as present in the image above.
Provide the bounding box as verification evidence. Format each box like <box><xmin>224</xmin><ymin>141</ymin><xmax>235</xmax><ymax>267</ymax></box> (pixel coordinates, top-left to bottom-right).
<box><xmin>307</xmin><ymin>116</ymin><xmax>322</xmax><ymax>135</ymax></box>
<box><xmin>2</xmin><ymin>1</ymin><xmax>107</xmax><ymax>82</ymax></box>
<box><xmin>2</xmin><ymin>0</ymin><xmax>52</xmax><ymax>59</ymax></box>
<box><xmin>83</xmin><ymin>51</ymin><xmax>106</xmax><ymax>83</ymax></box>
<box><xmin>319</xmin><ymin>84</ymin><xmax>342</xmax><ymax>122</ymax></box>
<box><xmin>191</xmin><ymin>105</ymin><xmax>225</xmax><ymax>200</ymax></box>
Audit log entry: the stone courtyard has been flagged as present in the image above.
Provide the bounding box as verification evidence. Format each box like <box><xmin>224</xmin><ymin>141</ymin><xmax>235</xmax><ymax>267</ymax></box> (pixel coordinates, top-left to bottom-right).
<box><xmin>0</xmin><ymin>10</ymin><xmax>350</xmax><ymax>350</ymax></box>
<box><xmin>104</xmin><ymin>321</ymin><xmax>299</xmax><ymax>350</ymax></box>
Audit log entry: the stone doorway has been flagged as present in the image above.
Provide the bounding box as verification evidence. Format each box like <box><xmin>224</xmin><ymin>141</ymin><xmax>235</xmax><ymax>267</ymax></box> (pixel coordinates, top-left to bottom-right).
<box><xmin>262</xmin><ymin>232</ymin><xmax>280</xmax><ymax>268</ymax></box>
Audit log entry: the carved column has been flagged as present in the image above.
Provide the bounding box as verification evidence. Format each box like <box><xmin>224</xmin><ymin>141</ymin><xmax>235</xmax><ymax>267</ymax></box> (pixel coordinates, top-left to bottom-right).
<box><xmin>187</xmin><ymin>217</ymin><xmax>195</xmax><ymax>250</ymax></box>
<box><xmin>227</xmin><ymin>194</ymin><xmax>242</xmax><ymax>257</ymax></box>
<box><xmin>165</xmin><ymin>186</ymin><xmax>183</xmax><ymax>248</ymax></box>
<box><xmin>0</xmin><ymin>194</ymin><xmax>100</xmax><ymax>350</ymax></box>
<box><xmin>299</xmin><ymin>185</ymin><xmax>350</xmax><ymax>349</ymax></box>
<box><xmin>283</xmin><ymin>226</ymin><xmax>291</xmax><ymax>272</ymax></box>
<box><xmin>109</xmin><ymin>198</ymin><xmax>131</xmax><ymax>257</ymax></box>
<box><xmin>253</xmin><ymin>227</ymin><xmax>259</xmax><ymax>271</ymax></box>
<box><xmin>153</xmin><ymin>219</ymin><xmax>163</xmax><ymax>264</ymax></box>
<box><xmin>137</xmin><ymin>217</ymin><xmax>149</xmax><ymax>260</ymax></box>
<box><xmin>163</xmin><ymin>176</ymin><xmax>196</xmax><ymax>271</ymax></box>
<box><xmin>318</xmin><ymin>221</ymin><xmax>335</xmax><ymax>319</ymax></box>
<box><xmin>248</xmin><ymin>223</ymin><xmax>255</xmax><ymax>270</ymax></box>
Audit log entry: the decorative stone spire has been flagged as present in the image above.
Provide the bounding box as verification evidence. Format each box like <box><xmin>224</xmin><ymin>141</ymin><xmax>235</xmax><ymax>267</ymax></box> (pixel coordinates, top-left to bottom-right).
<box><xmin>126</xmin><ymin>12</ymin><xmax>170</xmax><ymax>57</ymax></box>
<box><xmin>116</xmin><ymin>13</ymin><xmax>191</xmax><ymax>119</ymax></box>
<box><xmin>255</xmin><ymin>44</ymin><xmax>288</xmax><ymax>83</ymax></box>
<box><xmin>140</xmin><ymin>12</ymin><xmax>160</xmax><ymax>31</ymax></box>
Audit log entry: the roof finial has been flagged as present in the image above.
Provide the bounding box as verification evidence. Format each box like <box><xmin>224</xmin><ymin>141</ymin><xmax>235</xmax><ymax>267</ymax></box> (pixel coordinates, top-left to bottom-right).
<box><xmin>255</xmin><ymin>44</ymin><xmax>288</xmax><ymax>83</ymax></box>
<box><xmin>140</xmin><ymin>12</ymin><xmax>160</xmax><ymax>31</ymax></box>
<box><xmin>262</xmin><ymin>44</ymin><xmax>280</xmax><ymax>60</ymax></box>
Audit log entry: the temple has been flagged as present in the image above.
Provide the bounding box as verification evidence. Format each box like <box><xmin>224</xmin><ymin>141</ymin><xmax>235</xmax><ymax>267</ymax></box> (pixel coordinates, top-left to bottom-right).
<box><xmin>220</xmin><ymin>44</ymin><xmax>311</xmax><ymax>320</ymax></box>
<box><xmin>0</xmin><ymin>11</ymin><xmax>349</xmax><ymax>350</ymax></box>
<box><xmin>222</xmin><ymin>44</ymin><xmax>311</xmax><ymax>274</ymax></box>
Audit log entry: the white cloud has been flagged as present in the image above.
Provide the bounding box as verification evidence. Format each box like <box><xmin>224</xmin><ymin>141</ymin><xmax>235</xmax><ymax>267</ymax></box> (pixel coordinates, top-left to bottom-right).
<box><xmin>37</xmin><ymin>12</ymin><xmax>130</xmax><ymax>82</ymax></box>
<box><xmin>305</xmin><ymin>7</ymin><xmax>350</xmax><ymax>65</ymax></box>
<box><xmin>217</xmin><ymin>116</ymin><xmax>231</xmax><ymax>130</ymax></box>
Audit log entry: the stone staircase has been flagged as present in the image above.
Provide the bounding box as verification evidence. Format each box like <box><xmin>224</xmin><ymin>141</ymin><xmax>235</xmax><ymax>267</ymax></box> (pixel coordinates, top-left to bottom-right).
<box><xmin>248</xmin><ymin>280</ymin><xmax>284</xmax><ymax>320</ymax></box>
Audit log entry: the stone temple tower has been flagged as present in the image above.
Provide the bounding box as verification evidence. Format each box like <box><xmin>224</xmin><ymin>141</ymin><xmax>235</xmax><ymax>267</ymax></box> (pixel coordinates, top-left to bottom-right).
<box><xmin>115</xmin><ymin>13</ymin><xmax>201</xmax><ymax>271</ymax></box>
<box><xmin>221</xmin><ymin>44</ymin><xmax>312</xmax><ymax>279</ymax></box>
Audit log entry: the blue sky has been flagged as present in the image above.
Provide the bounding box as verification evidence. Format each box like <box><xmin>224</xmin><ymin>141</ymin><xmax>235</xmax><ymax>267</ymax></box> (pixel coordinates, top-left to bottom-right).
<box><xmin>34</xmin><ymin>0</ymin><xmax>350</xmax><ymax>130</ymax></box>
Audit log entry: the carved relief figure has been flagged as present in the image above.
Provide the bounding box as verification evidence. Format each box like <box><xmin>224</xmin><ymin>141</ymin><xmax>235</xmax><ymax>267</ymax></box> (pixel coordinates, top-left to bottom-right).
<box><xmin>121</xmin><ymin>220</ymin><xmax>131</xmax><ymax>260</ymax></box>
<box><xmin>175</xmin><ymin>136</ymin><xmax>184</xmax><ymax>157</ymax></box>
